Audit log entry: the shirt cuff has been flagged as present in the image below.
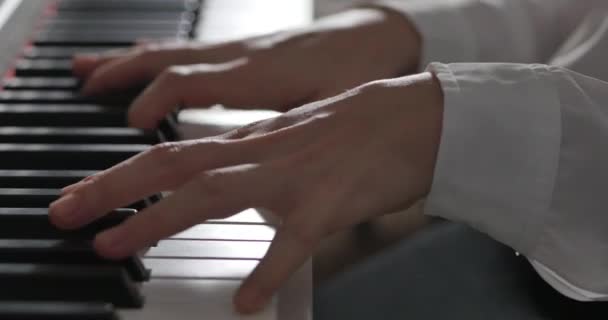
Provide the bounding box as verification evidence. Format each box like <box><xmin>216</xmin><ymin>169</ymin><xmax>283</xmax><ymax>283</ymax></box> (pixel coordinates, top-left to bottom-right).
<box><xmin>423</xmin><ymin>62</ymin><xmax>561</xmax><ymax>256</ymax></box>
<box><xmin>373</xmin><ymin>0</ymin><xmax>478</xmax><ymax>67</ymax></box>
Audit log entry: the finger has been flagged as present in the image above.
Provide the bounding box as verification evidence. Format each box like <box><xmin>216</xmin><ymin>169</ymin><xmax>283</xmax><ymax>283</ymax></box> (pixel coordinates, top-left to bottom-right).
<box><xmin>234</xmin><ymin>219</ymin><xmax>319</xmax><ymax>314</ymax></box>
<box><xmin>93</xmin><ymin>164</ymin><xmax>269</xmax><ymax>259</ymax></box>
<box><xmin>127</xmin><ymin>59</ymin><xmax>248</xmax><ymax>129</ymax></box>
<box><xmin>80</xmin><ymin>47</ymin><xmax>202</xmax><ymax>95</ymax></box>
<box><xmin>72</xmin><ymin>49</ymin><xmax>131</xmax><ymax>78</ymax></box>
<box><xmin>49</xmin><ymin>140</ymin><xmax>245</xmax><ymax>229</ymax></box>
<box><xmin>60</xmin><ymin>173</ymin><xmax>99</xmax><ymax>195</ymax></box>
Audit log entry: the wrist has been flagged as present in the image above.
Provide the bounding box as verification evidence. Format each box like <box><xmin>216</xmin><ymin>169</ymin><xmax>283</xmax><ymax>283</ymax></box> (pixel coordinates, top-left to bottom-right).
<box><xmin>370</xmin><ymin>7</ymin><xmax>422</xmax><ymax>74</ymax></box>
<box><xmin>356</xmin><ymin>6</ymin><xmax>422</xmax><ymax>74</ymax></box>
<box><xmin>363</xmin><ymin>72</ymin><xmax>443</xmax><ymax>198</ymax></box>
<box><xmin>314</xmin><ymin>7</ymin><xmax>422</xmax><ymax>77</ymax></box>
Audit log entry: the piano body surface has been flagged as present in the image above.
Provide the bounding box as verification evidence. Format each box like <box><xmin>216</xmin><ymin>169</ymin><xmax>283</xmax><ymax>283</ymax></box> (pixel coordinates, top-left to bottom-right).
<box><xmin>0</xmin><ymin>1</ymin><xmax>313</xmax><ymax>319</ymax></box>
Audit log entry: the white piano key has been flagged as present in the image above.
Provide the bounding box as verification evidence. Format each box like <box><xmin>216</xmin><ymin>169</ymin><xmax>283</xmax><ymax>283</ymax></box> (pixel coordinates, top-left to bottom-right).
<box><xmin>146</xmin><ymin>239</ymin><xmax>270</xmax><ymax>260</ymax></box>
<box><xmin>208</xmin><ymin>208</ymin><xmax>273</xmax><ymax>225</ymax></box>
<box><xmin>145</xmin><ymin>258</ymin><xmax>258</xmax><ymax>279</ymax></box>
<box><xmin>172</xmin><ymin>224</ymin><xmax>275</xmax><ymax>241</ymax></box>
<box><xmin>120</xmin><ymin>279</ymin><xmax>277</xmax><ymax>320</ymax></box>
<box><xmin>198</xmin><ymin>0</ymin><xmax>312</xmax><ymax>42</ymax></box>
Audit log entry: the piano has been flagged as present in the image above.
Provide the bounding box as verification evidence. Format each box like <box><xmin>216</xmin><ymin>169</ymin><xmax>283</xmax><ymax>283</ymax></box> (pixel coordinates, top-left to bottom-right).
<box><xmin>0</xmin><ymin>0</ymin><xmax>312</xmax><ymax>319</ymax></box>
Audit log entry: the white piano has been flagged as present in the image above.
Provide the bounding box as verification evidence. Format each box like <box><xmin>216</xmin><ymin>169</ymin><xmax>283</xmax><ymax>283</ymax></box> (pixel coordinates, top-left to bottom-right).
<box><xmin>0</xmin><ymin>1</ymin><xmax>313</xmax><ymax>319</ymax></box>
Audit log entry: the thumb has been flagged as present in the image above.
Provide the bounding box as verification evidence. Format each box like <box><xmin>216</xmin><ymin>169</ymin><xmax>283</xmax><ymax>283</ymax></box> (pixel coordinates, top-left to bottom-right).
<box><xmin>233</xmin><ymin>220</ymin><xmax>318</xmax><ymax>314</ymax></box>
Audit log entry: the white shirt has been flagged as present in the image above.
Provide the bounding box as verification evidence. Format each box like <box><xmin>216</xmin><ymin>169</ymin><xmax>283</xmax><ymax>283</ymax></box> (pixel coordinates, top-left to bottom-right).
<box><xmin>374</xmin><ymin>0</ymin><xmax>608</xmax><ymax>301</ymax></box>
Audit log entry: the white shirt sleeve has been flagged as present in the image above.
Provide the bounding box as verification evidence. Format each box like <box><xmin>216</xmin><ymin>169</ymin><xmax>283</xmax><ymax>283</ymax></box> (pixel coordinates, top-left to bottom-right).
<box><xmin>426</xmin><ymin>62</ymin><xmax>608</xmax><ymax>300</ymax></box>
<box><xmin>374</xmin><ymin>0</ymin><xmax>597</xmax><ymax>66</ymax></box>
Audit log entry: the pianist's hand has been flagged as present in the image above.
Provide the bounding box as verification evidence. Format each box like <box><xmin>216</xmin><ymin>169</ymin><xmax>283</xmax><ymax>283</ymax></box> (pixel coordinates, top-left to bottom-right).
<box><xmin>50</xmin><ymin>71</ymin><xmax>443</xmax><ymax>313</ymax></box>
<box><xmin>72</xmin><ymin>7</ymin><xmax>421</xmax><ymax>129</ymax></box>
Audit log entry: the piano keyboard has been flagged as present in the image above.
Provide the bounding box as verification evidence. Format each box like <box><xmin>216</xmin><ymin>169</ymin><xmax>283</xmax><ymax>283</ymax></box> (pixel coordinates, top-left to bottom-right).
<box><xmin>0</xmin><ymin>1</ymin><xmax>312</xmax><ymax>319</ymax></box>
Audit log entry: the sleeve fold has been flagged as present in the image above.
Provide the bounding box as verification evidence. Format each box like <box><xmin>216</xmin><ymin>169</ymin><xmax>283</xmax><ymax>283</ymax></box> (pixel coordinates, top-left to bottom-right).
<box><xmin>425</xmin><ymin>62</ymin><xmax>561</xmax><ymax>254</ymax></box>
<box><xmin>426</xmin><ymin>62</ymin><xmax>608</xmax><ymax>300</ymax></box>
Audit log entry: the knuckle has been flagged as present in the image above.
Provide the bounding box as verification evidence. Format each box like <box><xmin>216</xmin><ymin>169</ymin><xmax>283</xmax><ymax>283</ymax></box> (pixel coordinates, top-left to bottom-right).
<box><xmin>77</xmin><ymin>173</ymin><xmax>112</xmax><ymax>205</ymax></box>
<box><xmin>139</xmin><ymin>42</ymin><xmax>162</xmax><ymax>52</ymax></box>
<box><xmin>227</xmin><ymin>115</ymin><xmax>294</xmax><ymax>140</ymax></box>
<box><xmin>132</xmin><ymin>49</ymin><xmax>156</xmax><ymax>63</ymax></box>
<box><xmin>224</xmin><ymin>119</ymin><xmax>266</xmax><ymax>139</ymax></box>
<box><xmin>135</xmin><ymin>42</ymin><xmax>173</xmax><ymax>57</ymax></box>
<box><xmin>145</xmin><ymin>142</ymin><xmax>201</xmax><ymax>186</ymax></box>
<box><xmin>163</xmin><ymin>65</ymin><xmax>192</xmax><ymax>80</ymax></box>
<box><xmin>257</xmin><ymin>115</ymin><xmax>291</xmax><ymax>134</ymax></box>
<box><xmin>147</xmin><ymin>142</ymin><xmax>185</xmax><ymax>172</ymax></box>
<box><xmin>139</xmin><ymin>41</ymin><xmax>181</xmax><ymax>53</ymax></box>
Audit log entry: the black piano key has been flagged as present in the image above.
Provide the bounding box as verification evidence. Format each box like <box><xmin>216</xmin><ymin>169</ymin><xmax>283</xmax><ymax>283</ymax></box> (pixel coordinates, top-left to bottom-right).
<box><xmin>0</xmin><ymin>263</ymin><xmax>143</xmax><ymax>308</ymax></box>
<box><xmin>34</xmin><ymin>33</ymin><xmax>184</xmax><ymax>47</ymax></box>
<box><xmin>14</xmin><ymin>59</ymin><xmax>73</xmax><ymax>77</ymax></box>
<box><xmin>0</xmin><ymin>127</ymin><xmax>159</xmax><ymax>144</ymax></box>
<box><xmin>0</xmin><ymin>170</ymin><xmax>93</xmax><ymax>188</ymax></box>
<box><xmin>0</xmin><ymin>207</ymin><xmax>135</xmax><ymax>240</ymax></box>
<box><xmin>0</xmin><ymin>143</ymin><xmax>148</xmax><ymax>170</ymax></box>
<box><xmin>0</xmin><ymin>239</ymin><xmax>150</xmax><ymax>281</ymax></box>
<box><xmin>146</xmin><ymin>193</ymin><xmax>163</xmax><ymax>204</ymax></box>
<box><xmin>0</xmin><ymin>189</ymin><xmax>148</xmax><ymax>210</ymax></box>
<box><xmin>0</xmin><ymin>90</ymin><xmax>97</xmax><ymax>104</ymax></box>
<box><xmin>0</xmin><ymin>90</ymin><xmax>133</xmax><ymax>105</ymax></box>
<box><xmin>51</xmin><ymin>11</ymin><xmax>194</xmax><ymax>24</ymax></box>
<box><xmin>158</xmin><ymin>116</ymin><xmax>179</xmax><ymax>141</ymax></box>
<box><xmin>3</xmin><ymin>77</ymin><xmax>80</xmax><ymax>90</ymax></box>
<box><xmin>44</xmin><ymin>18</ymin><xmax>190</xmax><ymax>28</ymax></box>
<box><xmin>0</xmin><ymin>105</ymin><xmax>128</xmax><ymax>127</ymax></box>
<box><xmin>0</xmin><ymin>189</ymin><xmax>60</xmax><ymax>207</ymax></box>
<box><xmin>0</xmin><ymin>302</ymin><xmax>118</xmax><ymax>320</ymax></box>
<box><xmin>33</xmin><ymin>39</ymin><xmax>152</xmax><ymax>48</ymax></box>
<box><xmin>0</xmin><ymin>90</ymin><xmax>84</xmax><ymax>103</ymax></box>
<box><xmin>37</xmin><ymin>30</ymin><xmax>185</xmax><ymax>40</ymax></box>
<box><xmin>44</xmin><ymin>20</ymin><xmax>192</xmax><ymax>34</ymax></box>
<box><xmin>23</xmin><ymin>46</ymin><xmax>123</xmax><ymax>59</ymax></box>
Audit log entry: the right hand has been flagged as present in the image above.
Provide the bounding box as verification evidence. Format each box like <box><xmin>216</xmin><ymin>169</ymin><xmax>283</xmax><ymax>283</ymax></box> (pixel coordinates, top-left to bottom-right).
<box><xmin>73</xmin><ymin>7</ymin><xmax>421</xmax><ymax>128</ymax></box>
<box><xmin>51</xmin><ymin>72</ymin><xmax>444</xmax><ymax>314</ymax></box>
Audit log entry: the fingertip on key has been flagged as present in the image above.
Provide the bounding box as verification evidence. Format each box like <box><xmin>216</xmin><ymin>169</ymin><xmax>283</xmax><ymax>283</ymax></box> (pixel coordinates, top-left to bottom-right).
<box><xmin>48</xmin><ymin>193</ymin><xmax>83</xmax><ymax>229</ymax></box>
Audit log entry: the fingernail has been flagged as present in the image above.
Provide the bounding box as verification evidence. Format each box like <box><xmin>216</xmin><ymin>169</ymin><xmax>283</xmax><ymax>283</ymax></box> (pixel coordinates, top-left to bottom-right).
<box><xmin>49</xmin><ymin>193</ymin><xmax>82</xmax><ymax>223</ymax></box>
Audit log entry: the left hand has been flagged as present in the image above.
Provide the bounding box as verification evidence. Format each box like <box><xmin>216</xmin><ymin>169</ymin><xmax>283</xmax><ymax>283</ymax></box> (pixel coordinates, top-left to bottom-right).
<box><xmin>72</xmin><ymin>8</ymin><xmax>421</xmax><ymax>129</ymax></box>
<box><xmin>49</xmin><ymin>72</ymin><xmax>444</xmax><ymax>314</ymax></box>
